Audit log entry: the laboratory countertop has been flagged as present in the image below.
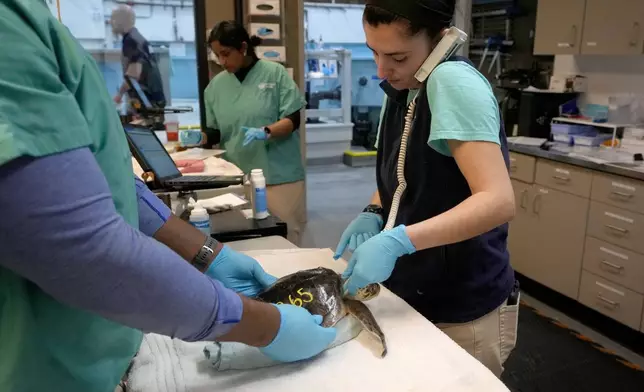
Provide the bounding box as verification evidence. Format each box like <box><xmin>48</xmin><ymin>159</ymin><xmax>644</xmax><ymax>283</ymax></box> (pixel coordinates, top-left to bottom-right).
<box><xmin>508</xmin><ymin>142</ymin><xmax>644</xmax><ymax>181</ymax></box>
<box><xmin>209</xmin><ymin>209</ymin><xmax>287</xmax><ymax>242</ymax></box>
<box><xmin>226</xmin><ymin>235</ymin><xmax>297</xmax><ymax>252</ymax></box>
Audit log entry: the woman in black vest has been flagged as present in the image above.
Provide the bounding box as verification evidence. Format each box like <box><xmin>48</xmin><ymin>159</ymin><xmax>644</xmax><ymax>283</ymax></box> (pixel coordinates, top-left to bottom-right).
<box><xmin>333</xmin><ymin>0</ymin><xmax>519</xmax><ymax>377</ymax></box>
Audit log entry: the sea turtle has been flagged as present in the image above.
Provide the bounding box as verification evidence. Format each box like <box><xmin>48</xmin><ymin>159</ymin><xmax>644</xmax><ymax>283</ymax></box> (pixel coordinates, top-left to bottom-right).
<box><xmin>256</xmin><ymin>267</ymin><xmax>387</xmax><ymax>358</ymax></box>
<box><xmin>203</xmin><ymin>267</ymin><xmax>387</xmax><ymax>371</ymax></box>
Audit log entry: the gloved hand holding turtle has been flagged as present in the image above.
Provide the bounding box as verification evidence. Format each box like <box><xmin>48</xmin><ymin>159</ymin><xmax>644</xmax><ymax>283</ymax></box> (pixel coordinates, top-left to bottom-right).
<box><xmin>342</xmin><ymin>225</ymin><xmax>416</xmax><ymax>296</ymax></box>
<box><xmin>333</xmin><ymin>212</ymin><xmax>383</xmax><ymax>259</ymax></box>
<box><xmin>259</xmin><ymin>304</ymin><xmax>337</xmax><ymax>362</ymax></box>
<box><xmin>206</xmin><ymin>245</ymin><xmax>277</xmax><ymax>298</ymax></box>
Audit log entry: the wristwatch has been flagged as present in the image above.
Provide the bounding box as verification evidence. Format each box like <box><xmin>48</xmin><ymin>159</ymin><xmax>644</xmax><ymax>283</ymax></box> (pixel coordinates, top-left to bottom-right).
<box><xmin>263</xmin><ymin>126</ymin><xmax>272</xmax><ymax>137</ymax></box>
<box><xmin>191</xmin><ymin>236</ymin><xmax>220</xmax><ymax>273</ymax></box>
<box><xmin>363</xmin><ymin>204</ymin><xmax>384</xmax><ymax>218</ymax></box>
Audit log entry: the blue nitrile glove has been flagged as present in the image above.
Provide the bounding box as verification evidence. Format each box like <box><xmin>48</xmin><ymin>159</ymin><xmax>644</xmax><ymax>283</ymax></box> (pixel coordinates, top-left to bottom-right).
<box><xmin>179</xmin><ymin>129</ymin><xmax>204</xmax><ymax>147</ymax></box>
<box><xmin>260</xmin><ymin>304</ymin><xmax>337</xmax><ymax>362</ymax></box>
<box><xmin>333</xmin><ymin>212</ymin><xmax>384</xmax><ymax>259</ymax></box>
<box><xmin>342</xmin><ymin>225</ymin><xmax>416</xmax><ymax>296</ymax></box>
<box><xmin>206</xmin><ymin>245</ymin><xmax>277</xmax><ymax>297</ymax></box>
<box><xmin>242</xmin><ymin>126</ymin><xmax>268</xmax><ymax>146</ymax></box>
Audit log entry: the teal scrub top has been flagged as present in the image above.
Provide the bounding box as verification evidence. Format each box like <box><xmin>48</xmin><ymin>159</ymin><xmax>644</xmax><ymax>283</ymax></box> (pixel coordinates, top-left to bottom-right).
<box><xmin>0</xmin><ymin>2</ymin><xmax>142</xmax><ymax>391</ymax></box>
<box><xmin>375</xmin><ymin>61</ymin><xmax>501</xmax><ymax>154</ymax></box>
<box><xmin>204</xmin><ymin>59</ymin><xmax>307</xmax><ymax>185</ymax></box>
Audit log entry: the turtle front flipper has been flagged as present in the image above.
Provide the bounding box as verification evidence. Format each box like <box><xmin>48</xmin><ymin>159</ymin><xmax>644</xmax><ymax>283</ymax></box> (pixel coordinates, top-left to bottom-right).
<box><xmin>345</xmin><ymin>299</ymin><xmax>387</xmax><ymax>358</ymax></box>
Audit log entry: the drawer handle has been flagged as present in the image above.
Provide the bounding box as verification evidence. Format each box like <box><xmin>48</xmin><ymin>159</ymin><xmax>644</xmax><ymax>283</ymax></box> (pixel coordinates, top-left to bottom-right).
<box><xmin>596</xmin><ymin>294</ymin><xmax>620</xmax><ymax>309</ymax></box>
<box><xmin>605</xmin><ymin>224</ymin><xmax>629</xmax><ymax>234</ymax></box>
<box><xmin>610</xmin><ymin>190</ymin><xmax>633</xmax><ymax>199</ymax></box>
<box><xmin>600</xmin><ymin>260</ymin><xmax>624</xmax><ymax>274</ymax></box>
<box><xmin>532</xmin><ymin>194</ymin><xmax>542</xmax><ymax>215</ymax></box>
<box><xmin>552</xmin><ymin>175</ymin><xmax>570</xmax><ymax>182</ymax></box>
<box><xmin>519</xmin><ymin>189</ymin><xmax>528</xmax><ymax>210</ymax></box>
<box><xmin>630</xmin><ymin>22</ymin><xmax>641</xmax><ymax>47</ymax></box>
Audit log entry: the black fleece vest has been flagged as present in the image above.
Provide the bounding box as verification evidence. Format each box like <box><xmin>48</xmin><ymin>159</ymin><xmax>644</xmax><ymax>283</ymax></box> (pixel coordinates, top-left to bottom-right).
<box><xmin>376</xmin><ymin>56</ymin><xmax>515</xmax><ymax>323</ymax></box>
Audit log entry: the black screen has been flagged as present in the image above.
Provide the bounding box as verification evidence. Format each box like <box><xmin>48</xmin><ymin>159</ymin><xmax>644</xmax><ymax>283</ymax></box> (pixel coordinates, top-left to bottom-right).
<box><xmin>126</xmin><ymin>127</ymin><xmax>181</xmax><ymax>180</ymax></box>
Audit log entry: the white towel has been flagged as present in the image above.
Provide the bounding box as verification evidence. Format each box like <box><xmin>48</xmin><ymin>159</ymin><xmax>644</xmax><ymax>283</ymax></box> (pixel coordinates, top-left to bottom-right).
<box><xmin>203</xmin><ymin>314</ymin><xmax>363</xmax><ymax>371</ymax></box>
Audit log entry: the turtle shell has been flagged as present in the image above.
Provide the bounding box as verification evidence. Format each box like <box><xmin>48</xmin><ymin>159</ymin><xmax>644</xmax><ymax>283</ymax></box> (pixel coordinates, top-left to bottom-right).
<box><xmin>256</xmin><ymin>267</ymin><xmax>346</xmax><ymax>328</ymax></box>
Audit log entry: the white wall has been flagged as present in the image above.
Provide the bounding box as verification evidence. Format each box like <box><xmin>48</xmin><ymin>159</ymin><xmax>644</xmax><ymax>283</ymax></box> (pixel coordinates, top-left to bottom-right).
<box><xmin>56</xmin><ymin>0</ymin><xmax>195</xmax><ymax>49</ymax></box>
<box><xmin>305</xmin><ymin>4</ymin><xmax>366</xmax><ymax>44</ymax></box>
<box><xmin>554</xmin><ymin>55</ymin><xmax>644</xmax><ymax>106</ymax></box>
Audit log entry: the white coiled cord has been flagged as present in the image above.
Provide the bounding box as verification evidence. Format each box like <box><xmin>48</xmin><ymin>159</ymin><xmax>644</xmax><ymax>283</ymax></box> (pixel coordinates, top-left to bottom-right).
<box><xmin>383</xmin><ymin>96</ymin><xmax>418</xmax><ymax>231</ymax></box>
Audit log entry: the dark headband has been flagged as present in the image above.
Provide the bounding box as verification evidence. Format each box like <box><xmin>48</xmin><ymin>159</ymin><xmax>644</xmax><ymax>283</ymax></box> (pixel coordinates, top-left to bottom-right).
<box><xmin>365</xmin><ymin>0</ymin><xmax>453</xmax><ymax>26</ymax></box>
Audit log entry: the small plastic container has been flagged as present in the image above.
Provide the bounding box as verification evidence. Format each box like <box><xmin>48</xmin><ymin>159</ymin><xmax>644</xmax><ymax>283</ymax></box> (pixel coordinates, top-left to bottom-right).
<box><xmin>572</xmin><ymin>134</ymin><xmax>612</xmax><ymax>147</ymax></box>
<box><xmin>189</xmin><ymin>200</ymin><xmax>211</xmax><ymax>236</ymax></box>
<box><xmin>165</xmin><ymin>121</ymin><xmax>179</xmax><ymax>142</ymax></box>
<box><xmin>250</xmin><ymin>169</ymin><xmax>269</xmax><ymax>220</ymax></box>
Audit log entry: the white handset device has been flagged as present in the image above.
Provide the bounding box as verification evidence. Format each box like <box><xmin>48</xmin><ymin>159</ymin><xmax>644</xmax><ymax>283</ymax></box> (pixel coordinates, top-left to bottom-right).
<box><xmin>414</xmin><ymin>26</ymin><xmax>468</xmax><ymax>83</ymax></box>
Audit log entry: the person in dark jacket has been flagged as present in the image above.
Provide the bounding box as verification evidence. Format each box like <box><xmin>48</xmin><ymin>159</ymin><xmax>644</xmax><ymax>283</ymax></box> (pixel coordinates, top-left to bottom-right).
<box><xmin>111</xmin><ymin>5</ymin><xmax>166</xmax><ymax>111</ymax></box>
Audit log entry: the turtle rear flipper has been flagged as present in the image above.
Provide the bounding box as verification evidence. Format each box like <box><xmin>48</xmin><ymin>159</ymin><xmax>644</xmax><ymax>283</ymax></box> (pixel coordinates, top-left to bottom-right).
<box><xmin>345</xmin><ymin>299</ymin><xmax>387</xmax><ymax>358</ymax></box>
<box><xmin>327</xmin><ymin>314</ymin><xmax>363</xmax><ymax>350</ymax></box>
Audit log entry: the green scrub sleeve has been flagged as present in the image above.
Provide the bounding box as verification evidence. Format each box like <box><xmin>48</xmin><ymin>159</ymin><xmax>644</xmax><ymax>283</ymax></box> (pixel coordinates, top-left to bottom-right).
<box><xmin>205</xmin><ymin>94</ymin><xmax>219</xmax><ymax>130</ymax></box>
<box><xmin>277</xmin><ymin>66</ymin><xmax>306</xmax><ymax>120</ymax></box>
<box><xmin>0</xmin><ymin>15</ymin><xmax>92</xmax><ymax>166</ymax></box>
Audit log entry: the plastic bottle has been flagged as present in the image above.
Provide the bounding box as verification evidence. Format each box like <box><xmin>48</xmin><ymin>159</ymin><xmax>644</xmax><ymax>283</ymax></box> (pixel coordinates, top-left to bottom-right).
<box><xmin>188</xmin><ymin>198</ymin><xmax>211</xmax><ymax>235</ymax></box>
<box><xmin>250</xmin><ymin>169</ymin><xmax>269</xmax><ymax>220</ymax></box>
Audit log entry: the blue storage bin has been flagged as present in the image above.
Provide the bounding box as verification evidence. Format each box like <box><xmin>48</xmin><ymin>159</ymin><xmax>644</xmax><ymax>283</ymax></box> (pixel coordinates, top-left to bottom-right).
<box><xmin>551</xmin><ymin>123</ymin><xmax>597</xmax><ymax>145</ymax></box>
<box><xmin>551</xmin><ymin>123</ymin><xmax>596</xmax><ymax>136</ymax></box>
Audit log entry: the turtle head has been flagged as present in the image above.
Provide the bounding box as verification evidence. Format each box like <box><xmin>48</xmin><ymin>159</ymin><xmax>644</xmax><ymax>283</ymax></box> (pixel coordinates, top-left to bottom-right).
<box><xmin>343</xmin><ymin>281</ymin><xmax>381</xmax><ymax>301</ymax></box>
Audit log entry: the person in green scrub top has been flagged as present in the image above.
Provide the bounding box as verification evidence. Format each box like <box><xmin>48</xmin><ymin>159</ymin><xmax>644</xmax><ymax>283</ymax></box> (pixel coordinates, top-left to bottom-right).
<box><xmin>0</xmin><ymin>3</ymin><xmax>336</xmax><ymax>391</ymax></box>
<box><xmin>201</xmin><ymin>21</ymin><xmax>307</xmax><ymax>245</ymax></box>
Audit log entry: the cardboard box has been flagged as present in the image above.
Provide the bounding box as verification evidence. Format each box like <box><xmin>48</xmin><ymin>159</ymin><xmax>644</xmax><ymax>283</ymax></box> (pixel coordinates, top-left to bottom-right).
<box><xmin>249</xmin><ymin>23</ymin><xmax>281</xmax><ymax>40</ymax></box>
<box><xmin>257</xmin><ymin>46</ymin><xmax>286</xmax><ymax>63</ymax></box>
<box><xmin>248</xmin><ymin>0</ymin><xmax>281</xmax><ymax>16</ymax></box>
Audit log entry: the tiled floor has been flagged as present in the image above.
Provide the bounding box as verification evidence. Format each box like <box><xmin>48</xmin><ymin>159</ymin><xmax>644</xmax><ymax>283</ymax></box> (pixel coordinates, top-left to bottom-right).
<box><xmin>300</xmin><ymin>163</ymin><xmax>644</xmax><ymax>373</ymax></box>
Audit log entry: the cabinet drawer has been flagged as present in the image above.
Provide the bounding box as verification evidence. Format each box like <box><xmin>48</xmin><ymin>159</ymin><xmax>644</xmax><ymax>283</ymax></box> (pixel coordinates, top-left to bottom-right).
<box><xmin>509</xmin><ymin>153</ymin><xmax>535</xmax><ymax>183</ymax></box>
<box><xmin>583</xmin><ymin>237</ymin><xmax>644</xmax><ymax>294</ymax></box>
<box><xmin>591</xmin><ymin>173</ymin><xmax>644</xmax><ymax>214</ymax></box>
<box><xmin>535</xmin><ymin>160</ymin><xmax>593</xmax><ymax>197</ymax></box>
<box><xmin>587</xmin><ymin>202</ymin><xmax>644</xmax><ymax>254</ymax></box>
<box><xmin>579</xmin><ymin>271</ymin><xmax>643</xmax><ymax>330</ymax></box>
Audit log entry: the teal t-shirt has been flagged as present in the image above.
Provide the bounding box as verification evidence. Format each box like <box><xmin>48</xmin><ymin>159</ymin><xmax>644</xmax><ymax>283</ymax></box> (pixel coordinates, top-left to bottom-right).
<box><xmin>204</xmin><ymin>60</ymin><xmax>307</xmax><ymax>185</ymax></box>
<box><xmin>376</xmin><ymin>61</ymin><xmax>500</xmax><ymax>155</ymax></box>
<box><xmin>0</xmin><ymin>2</ymin><xmax>142</xmax><ymax>391</ymax></box>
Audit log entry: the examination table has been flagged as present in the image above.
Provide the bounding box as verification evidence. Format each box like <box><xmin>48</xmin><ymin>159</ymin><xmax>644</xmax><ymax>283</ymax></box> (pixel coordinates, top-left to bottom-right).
<box><xmin>126</xmin><ymin>236</ymin><xmax>510</xmax><ymax>392</ymax></box>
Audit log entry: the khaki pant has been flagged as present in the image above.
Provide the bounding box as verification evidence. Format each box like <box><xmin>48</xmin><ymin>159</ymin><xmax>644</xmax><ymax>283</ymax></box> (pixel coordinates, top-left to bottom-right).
<box><xmin>266</xmin><ymin>180</ymin><xmax>306</xmax><ymax>246</ymax></box>
<box><xmin>436</xmin><ymin>297</ymin><xmax>520</xmax><ymax>378</ymax></box>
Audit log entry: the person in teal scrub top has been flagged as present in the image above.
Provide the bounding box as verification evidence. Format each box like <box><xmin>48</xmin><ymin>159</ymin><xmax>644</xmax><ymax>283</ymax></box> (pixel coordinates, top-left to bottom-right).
<box><xmin>0</xmin><ymin>2</ymin><xmax>336</xmax><ymax>391</ymax></box>
<box><xmin>201</xmin><ymin>21</ymin><xmax>307</xmax><ymax>245</ymax></box>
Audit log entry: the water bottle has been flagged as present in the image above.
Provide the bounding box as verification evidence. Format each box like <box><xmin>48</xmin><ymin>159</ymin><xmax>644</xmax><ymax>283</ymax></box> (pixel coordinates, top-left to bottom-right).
<box><xmin>189</xmin><ymin>199</ymin><xmax>211</xmax><ymax>235</ymax></box>
<box><xmin>250</xmin><ymin>169</ymin><xmax>269</xmax><ymax>220</ymax></box>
